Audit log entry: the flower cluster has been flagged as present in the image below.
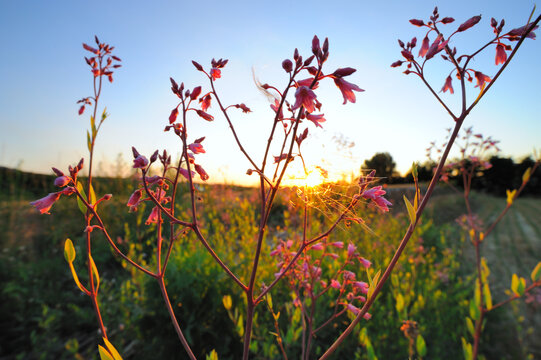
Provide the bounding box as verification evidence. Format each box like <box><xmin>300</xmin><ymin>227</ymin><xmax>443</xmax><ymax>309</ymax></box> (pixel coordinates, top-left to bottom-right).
<box><xmin>391</xmin><ymin>7</ymin><xmax>537</xmax><ymax>97</ymax></box>
<box><xmin>77</xmin><ymin>36</ymin><xmax>122</xmax><ymax>115</ymax></box>
<box><xmin>270</xmin><ymin>239</ymin><xmax>372</xmax><ymax>322</ymax></box>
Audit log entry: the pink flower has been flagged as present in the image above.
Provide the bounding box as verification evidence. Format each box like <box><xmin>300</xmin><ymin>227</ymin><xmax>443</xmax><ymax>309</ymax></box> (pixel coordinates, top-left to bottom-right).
<box><xmin>292</xmin><ymin>86</ymin><xmax>317</xmax><ymax>113</ymax></box>
<box><xmin>474</xmin><ymin>71</ymin><xmax>491</xmax><ymax>90</ymax></box>
<box><xmin>354</xmin><ymin>281</ymin><xmax>369</xmax><ymax>294</ymax></box>
<box><xmin>347</xmin><ymin>243</ymin><xmax>356</xmax><ymax>257</ymax></box>
<box><xmin>133</xmin><ymin>155</ymin><xmax>149</xmax><ymax>169</ymax></box>
<box><xmin>210</xmin><ymin>68</ymin><xmax>221</xmax><ymax>80</ymax></box>
<box><xmin>418</xmin><ymin>36</ymin><xmax>430</xmax><ymax>57</ymax></box>
<box><xmin>343</xmin><ymin>270</ymin><xmax>356</xmax><ymax>280</ymax></box>
<box><xmin>347</xmin><ymin>303</ymin><xmax>360</xmax><ymax>315</ymax></box>
<box><xmin>179</xmin><ymin>168</ymin><xmax>195</xmax><ymax>180</ymax></box>
<box><xmin>333</xmin><ymin>78</ymin><xmax>364</xmax><ymax>105</ymax></box>
<box><xmin>30</xmin><ymin>192</ymin><xmax>62</xmax><ymax>214</ymax></box>
<box><xmin>200</xmin><ymin>94</ymin><xmax>212</xmax><ymax>111</ymax></box>
<box><xmin>54</xmin><ymin>176</ymin><xmax>70</xmax><ymax>187</ymax></box>
<box><xmin>145</xmin><ymin>206</ymin><xmax>161</xmax><ymax>225</ymax></box>
<box><xmin>195</xmin><ymin>164</ymin><xmax>209</xmax><ymax>181</ymax></box>
<box><xmin>359</xmin><ymin>257</ymin><xmax>372</xmax><ymax>269</ymax></box>
<box><xmin>127</xmin><ymin>189</ymin><xmax>143</xmax><ymax>207</ymax></box>
<box><xmin>363</xmin><ymin>312</ymin><xmax>372</xmax><ymax>320</ymax></box>
<box><xmin>457</xmin><ymin>15</ymin><xmax>482</xmax><ymax>32</ymax></box>
<box><xmin>169</xmin><ymin>108</ymin><xmax>179</xmax><ymax>124</ymax></box>
<box><xmin>441</xmin><ymin>76</ymin><xmax>454</xmax><ymax>94</ymax></box>
<box><xmin>374</xmin><ymin>196</ymin><xmax>392</xmax><ymax>212</ymax></box>
<box><xmin>331</xmin><ymin>241</ymin><xmax>344</xmax><ymax>248</ymax></box>
<box><xmin>495</xmin><ymin>44</ymin><xmax>507</xmax><ymax>65</ymax></box>
<box><xmin>196</xmin><ymin>110</ymin><xmax>214</xmax><ymax>121</ymax></box>
<box><xmin>188</xmin><ymin>143</ymin><xmax>205</xmax><ymax>154</ymax></box>
<box><xmin>306</xmin><ymin>113</ymin><xmax>326</xmax><ymax>128</ymax></box>
<box><xmin>270</xmin><ymin>99</ymin><xmax>284</xmax><ymax>119</ymax></box>
<box><xmin>311</xmin><ymin>243</ymin><xmax>324</xmax><ymax>251</ymax></box>
<box><xmin>330</xmin><ymin>279</ymin><xmax>341</xmax><ymax>289</ymax></box>
<box><xmin>362</xmin><ymin>186</ymin><xmax>385</xmax><ymax>200</ymax></box>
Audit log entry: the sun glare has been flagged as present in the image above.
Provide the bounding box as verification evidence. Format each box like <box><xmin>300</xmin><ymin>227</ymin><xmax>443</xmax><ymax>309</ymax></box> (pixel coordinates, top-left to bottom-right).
<box><xmin>282</xmin><ymin>167</ymin><xmax>328</xmax><ymax>188</ymax></box>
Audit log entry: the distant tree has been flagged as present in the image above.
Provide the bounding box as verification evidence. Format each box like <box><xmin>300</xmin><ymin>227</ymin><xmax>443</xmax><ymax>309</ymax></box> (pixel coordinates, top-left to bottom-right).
<box><xmin>362</xmin><ymin>152</ymin><xmax>396</xmax><ymax>179</ymax></box>
<box><xmin>404</xmin><ymin>161</ymin><xmax>436</xmax><ymax>183</ymax></box>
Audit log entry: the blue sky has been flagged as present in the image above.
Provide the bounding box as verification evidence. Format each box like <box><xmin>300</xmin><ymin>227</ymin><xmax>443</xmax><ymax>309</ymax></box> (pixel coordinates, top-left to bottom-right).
<box><xmin>1</xmin><ymin>1</ymin><xmax>539</xmax><ymax>185</ymax></box>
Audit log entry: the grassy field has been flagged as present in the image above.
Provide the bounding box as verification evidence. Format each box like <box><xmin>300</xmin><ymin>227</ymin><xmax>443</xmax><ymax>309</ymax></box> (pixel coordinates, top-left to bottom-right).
<box><xmin>1</xmin><ymin>181</ymin><xmax>540</xmax><ymax>359</ymax></box>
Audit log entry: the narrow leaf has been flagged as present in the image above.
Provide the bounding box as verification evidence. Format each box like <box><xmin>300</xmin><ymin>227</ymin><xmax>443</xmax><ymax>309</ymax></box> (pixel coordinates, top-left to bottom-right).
<box><xmin>89</xmin><ymin>255</ymin><xmax>100</xmax><ymax>291</ymax></box>
<box><xmin>403</xmin><ymin>195</ymin><xmax>416</xmax><ymax>224</ymax></box>
<box><xmin>395</xmin><ymin>293</ymin><xmax>405</xmax><ymax>313</ymax></box>
<box><xmin>517</xmin><ymin>277</ymin><xmax>526</xmax><ymax>296</ymax></box>
<box><xmin>76</xmin><ymin>181</ymin><xmax>88</xmax><ymax>215</ymax></box>
<box><xmin>90</xmin><ymin>115</ymin><xmax>96</xmax><ymax>136</ymax></box>
<box><xmin>89</xmin><ymin>183</ymin><xmax>97</xmax><ymax>205</ymax></box>
<box><xmin>466</xmin><ymin>317</ymin><xmax>475</xmax><ymax>337</ymax></box>
<box><xmin>483</xmin><ymin>283</ymin><xmax>492</xmax><ymax>310</ymax></box>
<box><xmin>511</xmin><ymin>273</ymin><xmax>519</xmax><ymax>296</ymax></box>
<box><xmin>64</xmin><ymin>238</ymin><xmax>76</xmax><ymax>263</ymax></box>
<box><xmin>87</xmin><ymin>130</ymin><xmax>92</xmax><ymax>152</ymax></box>
<box><xmin>522</xmin><ymin>167</ymin><xmax>531</xmax><ymax>183</ymax></box>
<box><xmin>69</xmin><ymin>262</ymin><xmax>87</xmax><ymax>293</ymax></box>
<box><xmin>103</xmin><ymin>338</ymin><xmax>123</xmax><ymax>360</ymax></box>
<box><xmin>469</xmin><ymin>299</ymin><xmax>480</xmax><ymax>321</ymax></box>
<box><xmin>531</xmin><ymin>262</ymin><xmax>541</xmax><ymax>282</ymax></box>
<box><xmin>416</xmin><ymin>334</ymin><xmax>427</xmax><ymax>357</ymax></box>
<box><xmin>98</xmin><ymin>345</ymin><xmax>115</xmax><ymax>360</ymax></box>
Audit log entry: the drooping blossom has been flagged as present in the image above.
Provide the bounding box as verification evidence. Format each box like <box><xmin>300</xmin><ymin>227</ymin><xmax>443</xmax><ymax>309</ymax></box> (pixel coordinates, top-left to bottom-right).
<box><xmin>196</xmin><ymin>110</ymin><xmax>214</xmax><ymax>121</ymax></box>
<box><xmin>359</xmin><ymin>257</ymin><xmax>372</xmax><ymax>269</ymax></box>
<box><xmin>495</xmin><ymin>44</ymin><xmax>507</xmax><ymax>65</ymax></box>
<box><xmin>418</xmin><ymin>36</ymin><xmax>430</xmax><ymax>57</ymax></box>
<box><xmin>145</xmin><ymin>206</ymin><xmax>161</xmax><ymax>225</ymax></box>
<box><xmin>133</xmin><ymin>155</ymin><xmax>149</xmax><ymax>169</ymax></box>
<box><xmin>127</xmin><ymin>189</ymin><xmax>143</xmax><ymax>208</ymax></box>
<box><xmin>54</xmin><ymin>176</ymin><xmax>71</xmax><ymax>187</ymax></box>
<box><xmin>457</xmin><ymin>15</ymin><xmax>482</xmax><ymax>32</ymax></box>
<box><xmin>474</xmin><ymin>71</ymin><xmax>491</xmax><ymax>90</ymax></box>
<box><xmin>347</xmin><ymin>303</ymin><xmax>361</xmax><ymax>315</ymax></box>
<box><xmin>362</xmin><ymin>185</ymin><xmax>392</xmax><ymax>212</ymax></box>
<box><xmin>188</xmin><ymin>143</ymin><xmax>205</xmax><ymax>154</ymax></box>
<box><xmin>330</xmin><ymin>279</ymin><xmax>342</xmax><ymax>289</ymax></box>
<box><xmin>30</xmin><ymin>192</ymin><xmax>62</xmax><ymax>214</ymax></box>
<box><xmin>347</xmin><ymin>243</ymin><xmax>356</xmax><ymax>257</ymax></box>
<box><xmin>441</xmin><ymin>76</ymin><xmax>454</xmax><ymax>94</ymax></box>
<box><xmin>200</xmin><ymin>94</ymin><xmax>212</xmax><ymax>111</ymax></box>
<box><xmin>169</xmin><ymin>108</ymin><xmax>179</xmax><ymax>124</ymax></box>
<box><xmin>195</xmin><ymin>164</ymin><xmax>209</xmax><ymax>181</ymax></box>
<box><xmin>292</xmin><ymin>86</ymin><xmax>317</xmax><ymax>113</ymax></box>
<box><xmin>179</xmin><ymin>168</ymin><xmax>195</xmax><ymax>180</ymax></box>
<box><xmin>210</xmin><ymin>68</ymin><xmax>221</xmax><ymax>80</ymax></box>
<box><xmin>354</xmin><ymin>281</ymin><xmax>369</xmax><ymax>294</ymax></box>
<box><xmin>311</xmin><ymin>243</ymin><xmax>324</xmax><ymax>251</ymax></box>
<box><xmin>333</xmin><ymin>78</ymin><xmax>364</xmax><ymax>104</ymax></box>
<box><xmin>306</xmin><ymin>113</ymin><xmax>326</xmax><ymax>128</ymax></box>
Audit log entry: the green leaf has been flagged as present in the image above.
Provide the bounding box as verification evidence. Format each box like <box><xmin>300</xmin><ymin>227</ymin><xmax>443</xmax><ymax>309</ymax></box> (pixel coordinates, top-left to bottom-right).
<box><xmin>367</xmin><ymin>269</ymin><xmax>381</xmax><ymax>299</ymax></box>
<box><xmin>517</xmin><ymin>277</ymin><xmax>526</xmax><ymax>296</ymax></box>
<box><xmin>366</xmin><ymin>342</ymin><xmax>377</xmax><ymax>360</ymax></box>
<box><xmin>87</xmin><ymin>130</ymin><xmax>92</xmax><ymax>152</ymax></box>
<box><xmin>531</xmin><ymin>262</ymin><xmax>541</xmax><ymax>282</ymax></box>
<box><xmin>403</xmin><ymin>195</ymin><xmax>416</xmax><ymax>225</ymax></box>
<box><xmin>483</xmin><ymin>283</ymin><xmax>492</xmax><ymax>310</ymax></box>
<box><xmin>466</xmin><ymin>317</ymin><xmax>475</xmax><ymax>337</ymax></box>
<box><xmin>395</xmin><ymin>293</ymin><xmax>404</xmax><ymax>313</ymax></box>
<box><xmin>462</xmin><ymin>338</ymin><xmax>473</xmax><ymax>360</ymax></box>
<box><xmin>359</xmin><ymin>327</ymin><xmax>368</xmax><ymax>345</ymax></box>
<box><xmin>89</xmin><ymin>255</ymin><xmax>100</xmax><ymax>292</ymax></box>
<box><xmin>90</xmin><ymin>115</ymin><xmax>96</xmax><ymax>137</ymax></box>
<box><xmin>69</xmin><ymin>261</ymin><xmax>87</xmax><ymax>293</ymax></box>
<box><xmin>98</xmin><ymin>345</ymin><xmax>114</xmax><ymax>360</ymax></box>
<box><xmin>511</xmin><ymin>273</ymin><xmax>519</xmax><ymax>296</ymax></box>
<box><xmin>266</xmin><ymin>294</ymin><xmax>273</xmax><ymax>309</ymax></box>
<box><xmin>506</xmin><ymin>189</ymin><xmax>516</xmax><ymax>205</ymax></box>
<box><xmin>522</xmin><ymin>167</ymin><xmax>531</xmax><ymax>183</ymax></box>
<box><xmin>480</xmin><ymin>258</ymin><xmax>490</xmax><ymax>283</ymax></box>
<box><xmin>103</xmin><ymin>338</ymin><xmax>122</xmax><ymax>360</ymax></box>
<box><xmin>416</xmin><ymin>334</ymin><xmax>427</xmax><ymax>357</ymax></box>
<box><xmin>469</xmin><ymin>299</ymin><xmax>480</xmax><ymax>321</ymax></box>
<box><xmin>101</xmin><ymin>107</ymin><xmax>108</xmax><ymax>123</ymax></box>
<box><xmin>205</xmin><ymin>349</ymin><xmax>218</xmax><ymax>360</ymax></box>
<box><xmin>76</xmin><ymin>181</ymin><xmax>88</xmax><ymax>215</ymax></box>
<box><xmin>64</xmin><ymin>238</ymin><xmax>76</xmax><ymax>263</ymax></box>
<box><xmin>89</xmin><ymin>183</ymin><xmax>97</xmax><ymax>206</ymax></box>
<box><xmin>222</xmin><ymin>295</ymin><xmax>232</xmax><ymax>311</ymax></box>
